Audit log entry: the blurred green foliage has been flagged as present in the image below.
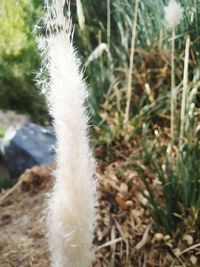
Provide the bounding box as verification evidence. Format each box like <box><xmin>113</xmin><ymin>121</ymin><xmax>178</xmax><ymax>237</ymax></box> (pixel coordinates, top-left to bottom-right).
<box><xmin>0</xmin><ymin>0</ymin><xmax>48</xmax><ymax>123</ymax></box>
<box><xmin>0</xmin><ymin>176</ymin><xmax>15</xmax><ymax>189</ymax></box>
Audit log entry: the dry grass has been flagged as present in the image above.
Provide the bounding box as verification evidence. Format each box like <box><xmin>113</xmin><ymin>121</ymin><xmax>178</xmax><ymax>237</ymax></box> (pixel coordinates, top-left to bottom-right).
<box><xmin>0</xmin><ymin>165</ymin><xmax>51</xmax><ymax>267</ymax></box>
<box><xmin>0</xmin><ymin>161</ymin><xmax>199</xmax><ymax>266</ymax></box>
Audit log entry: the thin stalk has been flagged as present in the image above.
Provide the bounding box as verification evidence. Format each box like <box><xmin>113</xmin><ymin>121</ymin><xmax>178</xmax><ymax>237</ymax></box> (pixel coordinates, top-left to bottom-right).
<box><xmin>76</xmin><ymin>0</ymin><xmax>85</xmax><ymax>30</ymax></box>
<box><xmin>107</xmin><ymin>0</ymin><xmax>111</xmax><ymax>50</ymax></box>
<box><xmin>179</xmin><ymin>36</ymin><xmax>190</xmax><ymax>147</ymax></box>
<box><xmin>170</xmin><ymin>28</ymin><xmax>176</xmax><ymax>149</ymax></box>
<box><xmin>124</xmin><ymin>0</ymin><xmax>140</xmax><ymax>124</ymax></box>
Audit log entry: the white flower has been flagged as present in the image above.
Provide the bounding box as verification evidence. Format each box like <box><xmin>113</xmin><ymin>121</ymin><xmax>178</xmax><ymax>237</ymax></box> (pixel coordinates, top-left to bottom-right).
<box><xmin>164</xmin><ymin>0</ymin><xmax>183</xmax><ymax>29</ymax></box>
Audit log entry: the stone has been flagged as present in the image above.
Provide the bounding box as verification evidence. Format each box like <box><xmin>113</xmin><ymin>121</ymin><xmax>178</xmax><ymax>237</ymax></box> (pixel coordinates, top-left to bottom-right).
<box><xmin>0</xmin><ymin>123</ymin><xmax>55</xmax><ymax>178</ymax></box>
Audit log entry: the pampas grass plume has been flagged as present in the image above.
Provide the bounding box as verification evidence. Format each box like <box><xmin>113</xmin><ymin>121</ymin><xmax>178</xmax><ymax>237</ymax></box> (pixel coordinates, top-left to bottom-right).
<box><xmin>164</xmin><ymin>0</ymin><xmax>183</xmax><ymax>29</ymax></box>
<box><xmin>37</xmin><ymin>0</ymin><xmax>96</xmax><ymax>266</ymax></box>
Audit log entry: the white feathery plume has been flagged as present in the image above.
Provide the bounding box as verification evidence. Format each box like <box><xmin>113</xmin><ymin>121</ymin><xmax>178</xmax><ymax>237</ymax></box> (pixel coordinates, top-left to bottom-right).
<box><xmin>37</xmin><ymin>0</ymin><xmax>96</xmax><ymax>266</ymax></box>
<box><xmin>164</xmin><ymin>0</ymin><xmax>183</xmax><ymax>29</ymax></box>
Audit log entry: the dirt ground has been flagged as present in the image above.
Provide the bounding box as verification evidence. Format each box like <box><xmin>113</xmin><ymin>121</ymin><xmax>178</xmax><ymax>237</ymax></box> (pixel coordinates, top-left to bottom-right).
<box><xmin>0</xmin><ymin>162</ymin><xmax>199</xmax><ymax>267</ymax></box>
<box><xmin>0</xmin><ymin>165</ymin><xmax>51</xmax><ymax>267</ymax></box>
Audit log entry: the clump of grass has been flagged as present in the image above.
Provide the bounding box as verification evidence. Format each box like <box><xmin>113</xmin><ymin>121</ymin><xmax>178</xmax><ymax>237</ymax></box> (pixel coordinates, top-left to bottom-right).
<box><xmin>132</xmin><ymin>0</ymin><xmax>200</xmax><ymax>246</ymax></box>
<box><xmin>71</xmin><ymin>0</ymin><xmax>200</xmax><ymax>124</ymax></box>
<box><xmin>137</xmin><ymin>123</ymin><xmax>200</xmax><ymax>237</ymax></box>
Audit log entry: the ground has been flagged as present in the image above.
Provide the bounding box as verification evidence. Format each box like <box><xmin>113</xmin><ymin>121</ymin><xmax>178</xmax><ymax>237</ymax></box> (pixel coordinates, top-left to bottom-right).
<box><xmin>0</xmin><ymin>165</ymin><xmax>50</xmax><ymax>267</ymax></box>
<box><xmin>0</xmin><ymin>162</ymin><xmax>199</xmax><ymax>266</ymax></box>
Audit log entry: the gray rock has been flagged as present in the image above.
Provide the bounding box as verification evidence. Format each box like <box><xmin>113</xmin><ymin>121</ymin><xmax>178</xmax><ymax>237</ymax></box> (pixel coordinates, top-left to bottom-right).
<box><xmin>0</xmin><ymin>123</ymin><xmax>56</xmax><ymax>178</ymax></box>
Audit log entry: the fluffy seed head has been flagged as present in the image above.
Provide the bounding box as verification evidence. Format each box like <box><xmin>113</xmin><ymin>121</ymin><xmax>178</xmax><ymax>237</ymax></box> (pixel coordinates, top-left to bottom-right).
<box><xmin>164</xmin><ymin>0</ymin><xmax>183</xmax><ymax>29</ymax></box>
<box><xmin>36</xmin><ymin>1</ymin><xmax>96</xmax><ymax>266</ymax></box>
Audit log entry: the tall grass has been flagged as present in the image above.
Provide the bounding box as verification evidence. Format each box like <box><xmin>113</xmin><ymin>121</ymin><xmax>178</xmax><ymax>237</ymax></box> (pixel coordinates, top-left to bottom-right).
<box><xmin>71</xmin><ymin>0</ymin><xmax>200</xmax><ymax>241</ymax></box>
<box><xmin>138</xmin><ymin>117</ymin><xmax>200</xmax><ymax>236</ymax></box>
<box><xmin>71</xmin><ymin>0</ymin><xmax>200</xmax><ymax>133</ymax></box>
<box><xmin>134</xmin><ymin>0</ymin><xmax>200</xmax><ymax>239</ymax></box>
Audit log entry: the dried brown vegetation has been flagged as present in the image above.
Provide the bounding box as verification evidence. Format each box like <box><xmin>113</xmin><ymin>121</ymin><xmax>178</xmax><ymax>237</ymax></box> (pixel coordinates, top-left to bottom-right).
<box><xmin>0</xmin><ymin>161</ymin><xmax>199</xmax><ymax>267</ymax></box>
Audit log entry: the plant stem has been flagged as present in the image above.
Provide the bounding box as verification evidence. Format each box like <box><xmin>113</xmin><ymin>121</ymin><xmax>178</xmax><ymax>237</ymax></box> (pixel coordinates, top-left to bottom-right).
<box><xmin>170</xmin><ymin>28</ymin><xmax>175</xmax><ymax>149</ymax></box>
<box><xmin>179</xmin><ymin>36</ymin><xmax>190</xmax><ymax>147</ymax></box>
<box><xmin>76</xmin><ymin>0</ymin><xmax>85</xmax><ymax>30</ymax></box>
<box><xmin>107</xmin><ymin>0</ymin><xmax>111</xmax><ymax>50</ymax></box>
<box><xmin>124</xmin><ymin>0</ymin><xmax>140</xmax><ymax>124</ymax></box>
